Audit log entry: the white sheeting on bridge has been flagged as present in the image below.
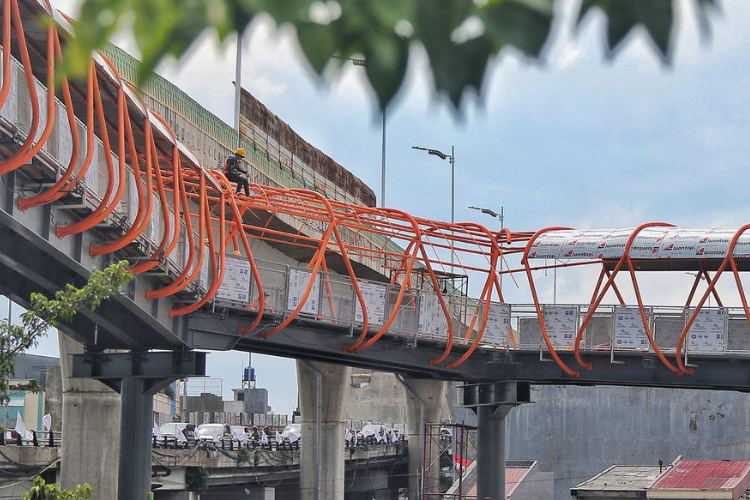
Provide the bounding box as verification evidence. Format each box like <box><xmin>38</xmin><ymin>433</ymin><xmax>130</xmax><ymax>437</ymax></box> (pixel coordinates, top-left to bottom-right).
<box><xmin>528</xmin><ymin>228</ymin><xmax>750</xmax><ymax>260</ymax></box>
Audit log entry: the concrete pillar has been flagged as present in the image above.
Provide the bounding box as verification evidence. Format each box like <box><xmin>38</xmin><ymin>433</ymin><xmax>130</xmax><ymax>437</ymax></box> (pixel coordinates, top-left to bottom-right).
<box><xmin>297</xmin><ymin>360</ymin><xmax>351</xmax><ymax>500</ymax></box>
<box><xmin>58</xmin><ymin>334</ymin><xmax>120</xmax><ymax>498</ymax></box>
<box><xmin>118</xmin><ymin>378</ymin><xmax>154</xmax><ymax>500</ymax></box>
<box><xmin>476</xmin><ymin>405</ymin><xmax>507</xmax><ymax>500</ymax></box>
<box><xmin>401</xmin><ymin>377</ymin><xmax>446</xmax><ymax>500</ymax></box>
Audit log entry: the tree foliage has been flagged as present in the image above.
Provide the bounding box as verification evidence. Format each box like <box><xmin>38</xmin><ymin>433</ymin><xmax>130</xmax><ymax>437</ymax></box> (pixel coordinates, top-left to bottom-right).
<box><xmin>0</xmin><ymin>261</ymin><xmax>133</xmax><ymax>406</ymax></box>
<box><xmin>22</xmin><ymin>477</ymin><xmax>92</xmax><ymax>500</ymax></box>
<box><xmin>62</xmin><ymin>0</ymin><xmax>719</xmax><ymax>111</ymax></box>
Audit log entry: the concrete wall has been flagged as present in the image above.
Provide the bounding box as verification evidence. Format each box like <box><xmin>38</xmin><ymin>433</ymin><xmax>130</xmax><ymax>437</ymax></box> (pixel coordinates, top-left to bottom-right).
<box><xmin>506</xmin><ymin>385</ymin><xmax>750</xmax><ymax>500</ymax></box>
<box><xmin>346</xmin><ymin>371</ymin><xmax>407</xmax><ymax>426</ymax></box>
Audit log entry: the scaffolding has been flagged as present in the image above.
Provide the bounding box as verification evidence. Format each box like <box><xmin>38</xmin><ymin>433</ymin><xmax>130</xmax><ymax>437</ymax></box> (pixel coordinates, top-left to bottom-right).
<box><xmin>423</xmin><ymin>422</ymin><xmax>477</xmax><ymax>499</ymax></box>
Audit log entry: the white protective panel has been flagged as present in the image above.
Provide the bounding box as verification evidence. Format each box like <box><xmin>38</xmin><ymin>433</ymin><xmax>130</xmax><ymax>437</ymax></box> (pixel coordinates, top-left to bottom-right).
<box><xmin>0</xmin><ymin>59</ymin><xmax>17</xmax><ymax>123</ymax></box>
<box><xmin>179</xmin><ymin>225</ymin><xmax>190</xmax><ymax>269</ymax></box>
<box><xmin>127</xmin><ymin>170</ymin><xmax>138</xmax><ymax>224</ymax></box>
<box><xmin>686</xmin><ymin>308</ymin><xmax>725</xmax><ymax>352</ymax></box>
<box><xmin>354</xmin><ymin>281</ymin><xmax>387</xmax><ymax>325</ymax></box>
<box><xmin>198</xmin><ymin>248</ymin><xmax>211</xmax><ymax>292</ymax></box>
<box><xmin>217</xmin><ymin>255</ymin><xmax>251</xmax><ymax>304</ymax></box>
<box><xmin>287</xmin><ymin>268</ymin><xmax>321</xmax><ymax>315</ymax></box>
<box><xmin>418</xmin><ymin>292</ymin><xmax>447</xmax><ymax>338</ymax></box>
<box><xmin>111</xmin><ymin>152</ymin><xmax>123</xmax><ymax>214</ymax></box>
<box><xmin>56</xmin><ymin>105</ymin><xmax>74</xmax><ymax>167</ymax></box>
<box><xmin>34</xmin><ymin>80</ymin><xmax>47</xmax><ymax>146</ymax></box>
<box><xmin>150</xmin><ymin>196</ymin><xmax>162</xmax><ymax>244</ymax></box>
<box><xmin>483</xmin><ymin>303</ymin><xmax>511</xmax><ymax>345</ymax></box>
<box><xmin>613</xmin><ymin>306</ymin><xmax>649</xmax><ymax>349</ymax></box>
<box><xmin>529</xmin><ymin>227</ymin><xmax>750</xmax><ymax>261</ymax></box>
<box><xmin>542</xmin><ymin>305</ymin><xmax>577</xmax><ymax>348</ymax></box>
<box><xmin>83</xmin><ymin>140</ymin><xmax>100</xmax><ymax>198</ymax></box>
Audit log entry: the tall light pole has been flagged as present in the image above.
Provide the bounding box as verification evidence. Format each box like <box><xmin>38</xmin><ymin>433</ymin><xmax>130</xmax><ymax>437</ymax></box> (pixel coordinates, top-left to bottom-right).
<box><xmin>350</xmin><ymin>58</ymin><xmax>387</xmax><ymax>207</ymax></box>
<box><xmin>469</xmin><ymin>205</ymin><xmax>505</xmax><ymax>291</ymax></box>
<box><xmin>233</xmin><ymin>32</ymin><xmax>243</xmax><ymax>147</ymax></box>
<box><xmin>413</xmin><ymin>145</ymin><xmax>456</xmax><ymax>275</ymax></box>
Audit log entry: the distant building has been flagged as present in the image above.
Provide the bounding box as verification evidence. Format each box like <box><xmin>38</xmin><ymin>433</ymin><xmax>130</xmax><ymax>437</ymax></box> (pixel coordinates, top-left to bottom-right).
<box><xmin>0</xmin><ymin>380</ymin><xmax>46</xmax><ymax>432</ymax></box>
<box><xmin>572</xmin><ymin>457</ymin><xmax>750</xmax><ymax>500</ymax></box>
<box><xmin>232</xmin><ymin>387</ymin><xmax>271</xmax><ymax>414</ymax></box>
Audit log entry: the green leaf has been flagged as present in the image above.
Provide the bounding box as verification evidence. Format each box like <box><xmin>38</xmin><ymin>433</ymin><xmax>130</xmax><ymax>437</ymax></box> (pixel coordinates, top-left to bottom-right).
<box><xmin>479</xmin><ymin>0</ymin><xmax>554</xmax><ymax>56</ymax></box>
<box><xmin>579</xmin><ymin>0</ymin><xmax>674</xmax><ymax>62</ymax></box>
<box><xmin>431</xmin><ymin>35</ymin><xmax>493</xmax><ymax>109</ymax></box>
<box><xmin>296</xmin><ymin>22</ymin><xmax>338</xmax><ymax>75</ymax></box>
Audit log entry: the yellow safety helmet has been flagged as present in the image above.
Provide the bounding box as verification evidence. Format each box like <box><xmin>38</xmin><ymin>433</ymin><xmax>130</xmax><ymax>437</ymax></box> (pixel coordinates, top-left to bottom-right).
<box><xmin>235</xmin><ymin>147</ymin><xmax>246</xmax><ymax>158</ymax></box>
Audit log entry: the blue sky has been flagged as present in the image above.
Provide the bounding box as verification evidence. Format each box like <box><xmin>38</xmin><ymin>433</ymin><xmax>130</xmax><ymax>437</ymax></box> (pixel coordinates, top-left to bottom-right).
<box><xmin>16</xmin><ymin>0</ymin><xmax>750</xmax><ymax>415</ymax></box>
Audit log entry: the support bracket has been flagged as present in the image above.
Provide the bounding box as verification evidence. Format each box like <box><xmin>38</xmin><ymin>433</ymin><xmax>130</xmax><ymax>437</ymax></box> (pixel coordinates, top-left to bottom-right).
<box><xmin>71</xmin><ymin>350</ymin><xmax>207</xmax><ymax>394</ymax></box>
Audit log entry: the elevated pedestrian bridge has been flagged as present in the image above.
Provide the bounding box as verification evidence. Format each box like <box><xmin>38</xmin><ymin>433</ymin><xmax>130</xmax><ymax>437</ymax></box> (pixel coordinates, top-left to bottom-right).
<box><xmin>2</xmin><ymin>0</ymin><xmax>750</xmax><ymax>394</ymax></box>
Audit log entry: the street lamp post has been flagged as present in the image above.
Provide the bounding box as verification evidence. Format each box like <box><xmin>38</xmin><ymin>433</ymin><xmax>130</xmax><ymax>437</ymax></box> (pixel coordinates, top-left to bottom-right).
<box><xmin>413</xmin><ymin>145</ymin><xmax>456</xmax><ymax>277</ymax></box>
<box><xmin>350</xmin><ymin>58</ymin><xmax>387</xmax><ymax>207</ymax></box>
<box><xmin>469</xmin><ymin>205</ymin><xmax>505</xmax><ymax>291</ymax></box>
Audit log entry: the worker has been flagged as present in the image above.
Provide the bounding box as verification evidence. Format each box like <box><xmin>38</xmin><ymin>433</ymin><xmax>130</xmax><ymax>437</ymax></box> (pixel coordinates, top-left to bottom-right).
<box><xmin>224</xmin><ymin>147</ymin><xmax>250</xmax><ymax>196</ymax></box>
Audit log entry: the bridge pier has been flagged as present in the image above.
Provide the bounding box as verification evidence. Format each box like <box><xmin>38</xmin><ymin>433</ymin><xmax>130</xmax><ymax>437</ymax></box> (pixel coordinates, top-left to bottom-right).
<box><xmin>400</xmin><ymin>376</ymin><xmax>446</xmax><ymax>500</ymax></box>
<box><xmin>71</xmin><ymin>350</ymin><xmax>206</xmax><ymax>500</ymax></box>
<box><xmin>463</xmin><ymin>382</ymin><xmax>531</xmax><ymax>500</ymax></box>
<box><xmin>58</xmin><ymin>334</ymin><xmax>121</xmax><ymax>498</ymax></box>
<box><xmin>297</xmin><ymin>360</ymin><xmax>351</xmax><ymax>500</ymax></box>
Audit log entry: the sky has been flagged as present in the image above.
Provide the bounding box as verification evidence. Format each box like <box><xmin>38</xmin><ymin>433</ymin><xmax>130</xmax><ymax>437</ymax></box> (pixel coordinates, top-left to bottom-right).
<box><xmin>12</xmin><ymin>0</ymin><xmax>750</xmax><ymax>416</ymax></box>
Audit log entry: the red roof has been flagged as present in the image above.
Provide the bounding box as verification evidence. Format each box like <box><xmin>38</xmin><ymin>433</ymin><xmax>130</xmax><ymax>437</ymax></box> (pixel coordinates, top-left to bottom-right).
<box><xmin>467</xmin><ymin>466</ymin><xmax>532</xmax><ymax>497</ymax></box>
<box><xmin>650</xmin><ymin>459</ymin><xmax>750</xmax><ymax>497</ymax></box>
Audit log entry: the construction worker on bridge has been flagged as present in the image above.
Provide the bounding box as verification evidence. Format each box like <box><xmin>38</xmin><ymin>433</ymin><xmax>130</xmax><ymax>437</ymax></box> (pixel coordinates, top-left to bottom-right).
<box><xmin>224</xmin><ymin>147</ymin><xmax>250</xmax><ymax>196</ymax></box>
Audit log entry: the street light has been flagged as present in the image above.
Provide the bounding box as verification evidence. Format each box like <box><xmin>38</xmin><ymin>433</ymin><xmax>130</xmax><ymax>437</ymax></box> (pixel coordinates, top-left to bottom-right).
<box><xmin>469</xmin><ymin>205</ymin><xmax>505</xmax><ymax>291</ymax></box>
<box><xmin>344</xmin><ymin>57</ymin><xmax>387</xmax><ymax>208</ymax></box>
<box><xmin>412</xmin><ymin>145</ymin><xmax>455</xmax><ymax>225</ymax></box>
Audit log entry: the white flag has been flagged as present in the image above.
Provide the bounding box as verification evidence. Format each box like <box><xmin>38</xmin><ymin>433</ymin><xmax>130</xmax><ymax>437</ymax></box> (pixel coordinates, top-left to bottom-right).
<box><xmin>288</xmin><ymin>430</ymin><xmax>299</xmax><ymax>443</ymax></box>
<box><xmin>260</xmin><ymin>431</ymin><xmax>269</xmax><ymax>445</ymax></box>
<box><xmin>153</xmin><ymin>421</ymin><xmax>161</xmax><ymax>438</ymax></box>
<box><xmin>176</xmin><ymin>428</ymin><xmax>187</xmax><ymax>443</ymax></box>
<box><xmin>345</xmin><ymin>429</ymin><xmax>353</xmax><ymax>442</ymax></box>
<box><xmin>231</xmin><ymin>428</ymin><xmax>248</xmax><ymax>443</ymax></box>
<box><xmin>376</xmin><ymin>429</ymin><xmax>385</xmax><ymax>443</ymax></box>
<box><xmin>14</xmin><ymin>413</ymin><xmax>31</xmax><ymax>440</ymax></box>
<box><xmin>42</xmin><ymin>414</ymin><xmax>52</xmax><ymax>432</ymax></box>
<box><xmin>390</xmin><ymin>431</ymin><xmax>398</xmax><ymax>443</ymax></box>
<box><xmin>276</xmin><ymin>431</ymin><xmax>283</xmax><ymax>444</ymax></box>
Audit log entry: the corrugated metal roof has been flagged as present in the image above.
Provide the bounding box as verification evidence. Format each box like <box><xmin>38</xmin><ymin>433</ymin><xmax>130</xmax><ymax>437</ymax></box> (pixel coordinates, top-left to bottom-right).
<box><xmin>651</xmin><ymin>460</ymin><xmax>750</xmax><ymax>491</ymax></box>
<box><xmin>573</xmin><ymin>465</ymin><xmax>662</xmax><ymax>492</ymax></box>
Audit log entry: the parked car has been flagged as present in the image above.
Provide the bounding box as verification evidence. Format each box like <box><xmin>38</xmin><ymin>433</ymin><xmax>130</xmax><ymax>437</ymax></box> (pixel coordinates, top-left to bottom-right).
<box><xmin>281</xmin><ymin>423</ymin><xmax>302</xmax><ymax>443</ymax></box>
<box><xmin>196</xmin><ymin>423</ymin><xmax>229</xmax><ymax>443</ymax></box>
<box><xmin>159</xmin><ymin>422</ymin><xmax>196</xmax><ymax>441</ymax></box>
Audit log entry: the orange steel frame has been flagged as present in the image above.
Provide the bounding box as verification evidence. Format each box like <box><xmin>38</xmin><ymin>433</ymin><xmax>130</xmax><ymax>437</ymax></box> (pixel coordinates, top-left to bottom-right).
<box><xmin>0</xmin><ymin>0</ymin><xmax>747</xmax><ymax>375</ymax></box>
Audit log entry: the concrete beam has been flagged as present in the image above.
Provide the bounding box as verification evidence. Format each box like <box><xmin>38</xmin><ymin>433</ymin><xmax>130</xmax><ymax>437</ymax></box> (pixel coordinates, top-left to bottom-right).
<box><xmin>297</xmin><ymin>360</ymin><xmax>351</xmax><ymax>500</ymax></box>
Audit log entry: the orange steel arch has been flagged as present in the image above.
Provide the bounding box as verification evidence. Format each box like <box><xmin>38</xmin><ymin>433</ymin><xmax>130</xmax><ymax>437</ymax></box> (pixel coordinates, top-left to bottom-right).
<box><xmin>9</xmin><ymin>2</ymin><xmax>750</xmax><ymax>375</ymax></box>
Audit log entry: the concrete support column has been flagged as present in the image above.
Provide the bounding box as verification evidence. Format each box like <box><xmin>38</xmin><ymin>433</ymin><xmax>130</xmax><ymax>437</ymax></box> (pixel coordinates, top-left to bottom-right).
<box><xmin>476</xmin><ymin>405</ymin><xmax>508</xmax><ymax>500</ymax></box>
<box><xmin>297</xmin><ymin>360</ymin><xmax>351</xmax><ymax>500</ymax></box>
<box><xmin>401</xmin><ymin>377</ymin><xmax>446</xmax><ymax>500</ymax></box>
<box><xmin>118</xmin><ymin>378</ymin><xmax>154</xmax><ymax>500</ymax></box>
<box><xmin>58</xmin><ymin>334</ymin><xmax>120</xmax><ymax>498</ymax></box>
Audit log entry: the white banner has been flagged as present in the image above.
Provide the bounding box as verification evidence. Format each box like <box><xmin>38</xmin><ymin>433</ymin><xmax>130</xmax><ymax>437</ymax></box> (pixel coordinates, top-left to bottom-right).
<box><xmin>542</xmin><ymin>305</ymin><xmax>577</xmax><ymax>348</ymax></box>
<box><xmin>217</xmin><ymin>255</ymin><xmax>251</xmax><ymax>304</ymax></box>
<box><xmin>483</xmin><ymin>303</ymin><xmax>511</xmax><ymax>345</ymax></box>
<box><xmin>198</xmin><ymin>249</ymin><xmax>211</xmax><ymax>291</ymax></box>
<box><xmin>287</xmin><ymin>268</ymin><xmax>321</xmax><ymax>315</ymax></box>
<box><xmin>613</xmin><ymin>306</ymin><xmax>649</xmax><ymax>349</ymax></box>
<box><xmin>528</xmin><ymin>227</ymin><xmax>750</xmax><ymax>261</ymax></box>
<box><xmin>528</xmin><ymin>231</ymin><xmax>577</xmax><ymax>260</ymax></box>
<box><xmin>686</xmin><ymin>308</ymin><xmax>725</xmax><ymax>352</ymax></box>
<box><xmin>354</xmin><ymin>281</ymin><xmax>387</xmax><ymax>325</ymax></box>
<box><xmin>418</xmin><ymin>293</ymin><xmax>447</xmax><ymax>338</ymax></box>
<box><xmin>657</xmin><ymin>229</ymin><xmax>704</xmax><ymax>259</ymax></box>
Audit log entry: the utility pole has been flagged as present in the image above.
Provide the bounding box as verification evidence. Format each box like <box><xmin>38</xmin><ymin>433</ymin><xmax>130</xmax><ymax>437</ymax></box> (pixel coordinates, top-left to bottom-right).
<box><xmin>233</xmin><ymin>31</ymin><xmax>243</xmax><ymax>147</ymax></box>
<box><xmin>468</xmin><ymin>205</ymin><xmax>505</xmax><ymax>291</ymax></box>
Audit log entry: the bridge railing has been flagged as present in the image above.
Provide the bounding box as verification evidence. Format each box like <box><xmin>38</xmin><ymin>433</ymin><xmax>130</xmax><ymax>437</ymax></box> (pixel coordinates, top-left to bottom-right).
<box><xmin>211</xmin><ymin>259</ymin><xmax>750</xmax><ymax>358</ymax></box>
